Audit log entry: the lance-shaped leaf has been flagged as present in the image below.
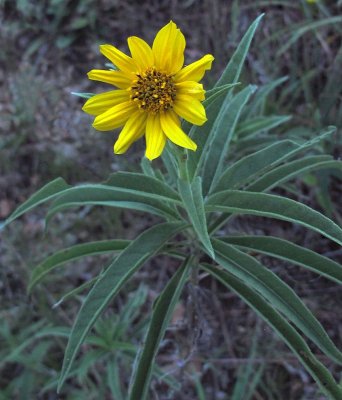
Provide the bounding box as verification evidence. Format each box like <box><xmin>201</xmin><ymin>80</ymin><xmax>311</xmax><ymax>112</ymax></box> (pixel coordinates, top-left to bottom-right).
<box><xmin>243</xmin><ymin>76</ymin><xmax>288</xmax><ymax>118</ymax></box>
<box><xmin>236</xmin><ymin>115</ymin><xmax>291</xmax><ymax>139</ymax></box>
<box><xmin>104</xmin><ymin>172</ymin><xmax>180</xmax><ymax>202</ymax></box>
<box><xmin>202</xmin><ymin>85</ymin><xmax>256</xmax><ymax>195</ymax></box>
<box><xmin>29</xmin><ymin>239</ymin><xmax>130</xmax><ymax>292</ymax></box>
<box><xmin>46</xmin><ymin>184</ymin><xmax>180</xmax><ymax>222</ymax></box>
<box><xmin>212</xmin><ymin>239</ymin><xmax>342</xmax><ymax>364</ymax></box>
<box><xmin>206</xmin><ymin>190</ymin><xmax>342</xmax><ymax>246</ymax></box>
<box><xmin>57</xmin><ymin>221</ymin><xmax>186</xmax><ymax>392</ymax></box>
<box><xmin>215</xmin><ymin>14</ymin><xmax>264</xmax><ymax>87</ymax></box>
<box><xmin>213</xmin><ymin>126</ymin><xmax>336</xmax><ymax>193</ymax></box>
<box><xmin>221</xmin><ymin>235</ymin><xmax>342</xmax><ymax>285</ymax></box>
<box><xmin>214</xmin><ymin>140</ymin><xmax>304</xmax><ymax>192</ymax></box>
<box><xmin>178</xmin><ymin>177</ymin><xmax>214</xmax><ymax>258</ymax></box>
<box><xmin>187</xmin><ymin>87</ymin><xmax>232</xmax><ymax>180</ymax></box>
<box><xmin>201</xmin><ymin>264</ymin><xmax>342</xmax><ymax>399</ymax></box>
<box><xmin>4</xmin><ymin>178</ymin><xmax>70</xmax><ymax>227</ymax></box>
<box><xmin>129</xmin><ymin>257</ymin><xmax>191</xmax><ymax>400</ymax></box>
<box><xmin>248</xmin><ymin>158</ymin><xmax>342</xmax><ymax>193</ymax></box>
<box><xmin>204</xmin><ymin>83</ymin><xmax>241</xmax><ymax>107</ymax></box>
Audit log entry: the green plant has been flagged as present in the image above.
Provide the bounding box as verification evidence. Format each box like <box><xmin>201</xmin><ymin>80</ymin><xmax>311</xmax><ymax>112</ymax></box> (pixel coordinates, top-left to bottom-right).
<box><xmin>4</xmin><ymin>15</ymin><xmax>342</xmax><ymax>399</ymax></box>
<box><xmin>0</xmin><ymin>283</ymin><xmax>173</xmax><ymax>398</ymax></box>
<box><xmin>2</xmin><ymin>0</ymin><xmax>100</xmax><ymax>55</ymax></box>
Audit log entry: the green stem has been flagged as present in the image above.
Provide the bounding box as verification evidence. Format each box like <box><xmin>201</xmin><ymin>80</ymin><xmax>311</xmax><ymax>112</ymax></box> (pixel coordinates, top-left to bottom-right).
<box><xmin>176</xmin><ymin>147</ymin><xmax>189</xmax><ymax>182</ymax></box>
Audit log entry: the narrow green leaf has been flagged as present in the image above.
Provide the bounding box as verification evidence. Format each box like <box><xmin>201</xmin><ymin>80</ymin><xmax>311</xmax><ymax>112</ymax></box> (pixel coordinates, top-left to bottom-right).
<box><xmin>231</xmin><ymin>324</ymin><xmax>263</xmax><ymax>400</ymax></box>
<box><xmin>208</xmin><ymin>128</ymin><xmax>337</xmax><ymax>233</ymax></box>
<box><xmin>129</xmin><ymin>257</ymin><xmax>191</xmax><ymax>400</ymax></box>
<box><xmin>187</xmin><ymin>87</ymin><xmax>230</xmax><ymax>180</ymax></box>
<box><xmin>57</xmin><ymin>221</ymin><xmax>186</xmax><ymax>392</ymax></box>
<box><xmin>212</xmin><ymin>239</ymin><xmax>342</xmax><ymax>364</ymax></box>
<box><xmin>185</xmin><ymin>84</ymin><xmax>238</xmax><ymax>168</ymax></box>
<box><xmin>28</xmin><ymin>239</ymin><xmax>130</xmax><ymax>292</ymax></box>
<box><xmin>222</xmin><ymin>235</ymin><xmax>342</xmax><ymax>284</ymax></box>
<box><xmin>213</xmin><ymin>126</ymin><xmax>336</xmax><ymax>193</ymax></box>
<box><xmin>105</xmin><ymin>172</ymin><xmax>180</xmax><ymax>202</ymax></box>
<box><xmin>4</xmin><ymin>178</ymin><xmax>70</xmax><ymax>227</ymax></box>
<box><xmin>108</xmin><ymin>357</ymin><xmax>125</xmax><ymax>400</ymax></box>
<box><xmin>236</xmin><ymin>115</ymin><xmax>291</xmax><ymax>139</ymax></box>
<box><xmin>248</xmin><ymin>158</ymin><xmax>341</xmax><ymax>193</ymax></box>
<box><xmin>46</xmin><ymin>184</ymin><xmax>180</xmax><ymax>222</ymax></box>
<box><xmin>243</xmin><ymin>76</ymin><xmax>288</xmax><ymax>118</ymax></box>
<box><xmin>206</xmin><ymin>190</ymin><xmax>342</xmax><ymax>246</ymax></box>
<box><xmin>161</xmin><ymin>143</ymin><xmax>179</xmax><ymax>184</ymax></box>
<box><xmin>204</xmin><ymin>83</ymin><xmax>240</xmax><ymax>106</ymax></box>
<box><xmin>201</xmin><ymin>264</ymin><xmax>342</xmax><ymax>399</ymax></box>
<box><xmin>178</xmin><ymin>177</ymin><xmax>214</xmax><ymax>258</ymax></box>
<box><xmin>215</xmin><ymin>14</ymin><xmax>264</xmax><ymax>87</ymax></box>
<box><xmin>202</xmin><ymin>85</ymin><xmax>257</xmax><ymax>195</ymax></box>
<box><xmin>214</xmin><ymin>140</ymin><xmax>303</xmax><ymax>192</ymax></box>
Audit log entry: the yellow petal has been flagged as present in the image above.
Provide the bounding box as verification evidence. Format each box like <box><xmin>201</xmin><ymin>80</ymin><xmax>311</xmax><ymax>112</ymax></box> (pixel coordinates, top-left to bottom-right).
<box><xmin>82</xmin><ymin>90</ymin><xmax>130</xmax><ymax>116</ymax></box>
<box><xmin>175</xmin><ymin>54</ymin><xmax>214</xmax><ymax>83</ymax></box>
<box><xmin>100</xmin><ymin>44</ymin><xmax>137</xmax><ymax>74</ymax></box>
<box><xmin>152</xmin><ymin>21</ymin><xmax>185</xmax><ymax>75</ymax></box>
<box><xmin>176</xmin><ymin>81</ymin><xmax>205</xmax><ymax>101</ymax></box>
<box><xmin>173</xmin><ymin>94</ymin><xmax>207</xmax><ymax>125</ymax></box>
<box><xmin>160</xmin><ymin>111</ymin><xmax>197</xmax><ymax>151</ymax></box>
<box><xmin>145</xmin><ymin>114</ymin><xmax>166</xmax><ymax>160</ymax></box>
<box><xmin>114</xmin><ymin>111</ymin><xmax>147</xmax><ymax>154</ymax></box>
<box><xmin>93</xmin><ymin>101</ymin><xmax>137</xmax><ymax>131</ymax></box>
<box><xmin>88</xmin><ymin>70</ymin><xmax>132</xmax><ymax>89</ymax></box>
<box><xmin>127</xmin><ymin>36</ymin><xmax>154</xmax><ymax>72</ymax></box>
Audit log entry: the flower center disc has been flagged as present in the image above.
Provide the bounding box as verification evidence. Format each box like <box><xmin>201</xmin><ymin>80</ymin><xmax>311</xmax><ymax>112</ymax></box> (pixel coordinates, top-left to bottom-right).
<box><xmin>130</xmin><ymin>68</ymin><xmax>176</xmax><ymax>113</ymax></box>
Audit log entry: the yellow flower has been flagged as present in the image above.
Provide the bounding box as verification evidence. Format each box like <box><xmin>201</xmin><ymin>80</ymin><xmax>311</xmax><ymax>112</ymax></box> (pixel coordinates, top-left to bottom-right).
<box><xmin>83</xmin><ymin>21</ymin><xmax>214</xmax><ymax>160</ymax></box>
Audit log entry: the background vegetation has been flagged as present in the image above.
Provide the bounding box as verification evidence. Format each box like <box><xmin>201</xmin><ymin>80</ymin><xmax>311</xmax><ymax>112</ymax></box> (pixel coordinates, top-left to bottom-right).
<box><xmin>1</xmin><ymin>0</ymin><xmax>341</xmax><ymax>399</ymax></box>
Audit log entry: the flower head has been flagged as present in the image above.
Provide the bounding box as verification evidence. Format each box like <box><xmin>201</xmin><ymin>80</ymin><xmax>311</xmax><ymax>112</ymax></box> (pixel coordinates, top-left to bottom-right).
<box><xmin>83</xmin><ymin>21</ymin><xmax>214</xmax><ymax>160</ymax></box>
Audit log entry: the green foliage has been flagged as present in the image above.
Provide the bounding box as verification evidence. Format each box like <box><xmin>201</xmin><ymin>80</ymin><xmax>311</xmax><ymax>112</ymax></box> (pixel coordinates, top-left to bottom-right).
<box><xmin>1</xmin><ymin>284</ymin><xmax>181</xmax><ymax>399</ymax></box>
<box><xmin>3</xmin><ymin>0</ymin><xmax>100</xmax><ymax>55</ymax></box>
<box><xmin>4</xmin><ymin>14</ymin><xmax>342</xmax><ymax>399</ymax></box>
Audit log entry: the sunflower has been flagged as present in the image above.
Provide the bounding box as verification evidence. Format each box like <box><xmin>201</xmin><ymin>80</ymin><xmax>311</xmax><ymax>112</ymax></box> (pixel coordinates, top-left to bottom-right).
<box><xmin>83</xmin><ymin>21</ymin><xmax>214</xmax><ymax>160</ymax></box>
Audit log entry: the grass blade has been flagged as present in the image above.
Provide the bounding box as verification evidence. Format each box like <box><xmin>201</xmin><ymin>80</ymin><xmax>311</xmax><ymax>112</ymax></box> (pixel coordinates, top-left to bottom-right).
<box><xmin>277</xmin><ymin>16</ymin><xmax>342</xmax><ymax>56</ymax></box>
